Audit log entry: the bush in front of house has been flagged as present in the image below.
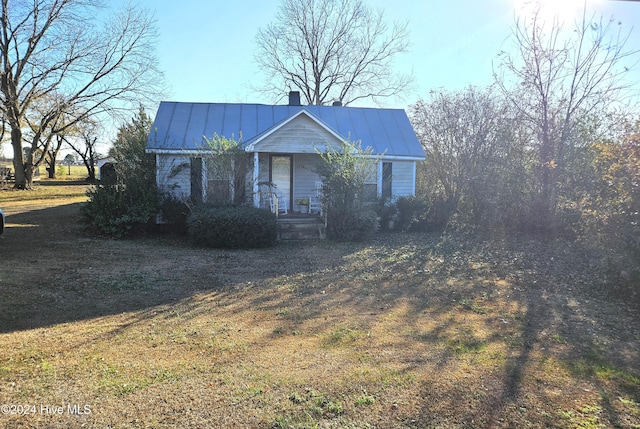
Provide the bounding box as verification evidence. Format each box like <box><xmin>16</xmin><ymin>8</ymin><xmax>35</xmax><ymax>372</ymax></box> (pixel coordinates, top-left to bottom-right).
<box><xmin>326</xmin><ymin>208</ymin><xmax>379</xmax><ymax>242</ymax></box>
<box><xmin>394</xmin><ymin>195</ymin><xmax>431</xmax><ymax>232</ymax></box>
<box><xmin>82</xmin><ymin>183</ymin><xmax>158</xmax><ymax>236</ymax></box>
<box><xmin>373</xmin><ymin>195</ymin><xmax>453</xmax><ymax>233</ymax></box>
<box><xmin>159</xmin><ymin>193</ymin><xmax>192</xmax><ymax>234</ymax></box>
<box><xmin>187</xmin><ymin>204</ymin><xmax>277</xmax><ymax>248</ymax></box>
<box><xmin>82</xmin><ymin>108</ymin><xmax>158</xmax><ymax>237</ymax></box>
<box><xmin>373</xmin><ymin>198</ymin><xmax>398</xmax><ymax>232</ymax></box>
<box><xmin>316</xmin><ymin>141</ymin><xmax>380</xmax><ymax>242</ymax></box>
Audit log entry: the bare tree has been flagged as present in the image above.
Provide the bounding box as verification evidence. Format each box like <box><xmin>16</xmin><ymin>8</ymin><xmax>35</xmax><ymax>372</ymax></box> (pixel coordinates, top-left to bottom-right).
<box><xmin>410</xmin><ymin>86</ymin><xmax>530</xmax><ymax>227</ymax></box>
<box><xmin>24</xmin><ymin>94</ymin><xmax>67</xmax><ymax>178</ymax></box>
<box><xmin>495</xmin><ymin>4</ymin><xmax>637</xmax><ymax>230</ymax></box>
<box><xmin>0</xmin><ymin>0</ymin><xmax>163</xmax><ymax>189</ymax></box>
<box><xmin>254</xmin><ymin>0</ymin><xmax>412</xmax><ymax>106</ymax></box>
<box><xmin>63</xmin><ymin>115</ymin><xmax>101</xmax><ymax>181</ymax></box>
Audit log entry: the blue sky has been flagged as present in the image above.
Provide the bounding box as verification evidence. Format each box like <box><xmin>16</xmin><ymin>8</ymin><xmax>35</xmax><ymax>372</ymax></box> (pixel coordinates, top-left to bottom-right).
<box><xmin>3</xmin><ymin>0</ymin><xmax>640</xmax><ymax>159</ymax></box>
<box><xmin>110</xmin><ymin>0</ymin><xmax>640</xmax><ymax>109</ymax></box>
<box><xmin>61</xmin><ymin>0</ymin><xmax>633</xmax><ymax>155</ymax></box>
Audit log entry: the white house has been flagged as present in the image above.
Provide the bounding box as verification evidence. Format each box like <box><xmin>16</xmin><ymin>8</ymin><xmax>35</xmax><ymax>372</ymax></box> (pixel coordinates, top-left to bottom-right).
<box><xmin>146</xmin><ymin>92</ymin><xmax>425</xmax><ymax>214</ymax></box>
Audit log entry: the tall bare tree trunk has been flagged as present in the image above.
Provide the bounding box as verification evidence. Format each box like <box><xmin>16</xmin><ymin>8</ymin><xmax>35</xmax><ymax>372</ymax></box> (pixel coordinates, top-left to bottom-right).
<box><xmin>10</xmin><ymin>127</ymin><xmax>32</xmax><ymax>190</ymax></box>
<box><xmin>46</xmin><ymin>135</ymin><xmax>64</xmax><ymax>179</ymax></box>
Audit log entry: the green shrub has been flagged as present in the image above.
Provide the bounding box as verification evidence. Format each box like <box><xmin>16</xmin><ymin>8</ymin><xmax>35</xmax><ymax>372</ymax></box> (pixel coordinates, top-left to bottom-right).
<box><xmin>373</xmin><ymin>198</ymin><xmax>398</xmax><ymax>231</ymax></box>
<box><xmin>159</xmin><ymin>194</ymin><xmax>191</xmax><ymax>234</ymax></box>
<box><xmin>82</xmin><ymin>108</ymin><xmax>158</xmax><ymax>237</ymax></box>
<box><xmin>374</xmin><ymin>195</ymin><xmax>455</xmax><ymax>234</ymax></box>
<box><xmin>82</xmin><ymin>184</ymin><xmax>157</xmax><ymax>237</ymax></box>
<box><xmin>395</xmin><ymin>196</ymin><xmax>431</xmax><ymax>232</ymax></box>
<box><xmin>326</xmin><ymin>208</ymin><xmax>378</xmax><ymax>242</ymax></box>
<box><xmin>315</xmin><ymin>141</ymin><xmax>380</xmax><ymax>242</ymax></box>
<box><xmin>187</xmin><ymin>205</ymin><xmax>277</xmax><ymax>248</ymax></box>
<box><xmin>426</xmin><ymin>198</ymin><xmax>457</xmax><ymax>231</ymax></box>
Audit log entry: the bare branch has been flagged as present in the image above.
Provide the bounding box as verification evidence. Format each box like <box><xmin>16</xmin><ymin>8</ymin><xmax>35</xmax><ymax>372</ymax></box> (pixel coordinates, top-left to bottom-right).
<box><xmin>494</xmin><ymin>1</ymin><xmax>639</xmax><ymax>225</ymax></box>
<box><xmin>0</xmin><ymin>0</ymin><xmax>164</xmax><ymax>188</ymax></box>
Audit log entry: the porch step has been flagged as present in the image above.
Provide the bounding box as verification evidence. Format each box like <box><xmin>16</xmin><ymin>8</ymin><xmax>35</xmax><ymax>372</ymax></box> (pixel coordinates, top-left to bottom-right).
<box><xmin>277</xmin><ymin>217</ymin><xmax>326</xmax><ymax>240</ymax></box>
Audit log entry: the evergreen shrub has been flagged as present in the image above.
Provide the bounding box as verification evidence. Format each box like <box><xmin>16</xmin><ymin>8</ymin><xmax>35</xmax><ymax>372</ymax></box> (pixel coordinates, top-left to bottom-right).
<box><xmin>159</xmin><ymin>194</ymin><xmax>191</xmax><ymax>234</ymax></box>
<box><xmin>82</xmin><ymin>183</ymin><xmax>157</xmax><ymax>237</ymax></box>
<box><xmin>187</xmin><ymin>205</ymin><xmax>277</xmax><ymax>248</ymax></box>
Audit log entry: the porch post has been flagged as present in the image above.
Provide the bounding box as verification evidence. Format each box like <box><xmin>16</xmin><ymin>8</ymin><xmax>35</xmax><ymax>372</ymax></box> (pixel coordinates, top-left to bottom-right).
<box><xmin>201</xmin><ymin>158</ymin><xmax>207</xmax><ymax>202</ymax></box>
<box><xmin>411</xmin><ymin>161</ymin><xmax>417</xmax><ymax>196</ymax></box>
<box><xmin>253</xmin><ymin>152</ymin><xmax>260</xmax><ymax>208</ymax></box>
<box><xmin>377</xmin><ymin>160</ymin><xmax>383</xmax><ymax>198</ymax></box>
<box><xmin>155</xmin><ymin>154</ymin><xmax>161</xmax><ymax>190</ymax></box>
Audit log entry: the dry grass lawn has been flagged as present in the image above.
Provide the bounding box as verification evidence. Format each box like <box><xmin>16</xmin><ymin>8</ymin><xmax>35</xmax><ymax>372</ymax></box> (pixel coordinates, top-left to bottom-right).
<box><xmin>0</xmin><ymin>181</ymin><xmax>639</xmax><ymax>428</ymax></box>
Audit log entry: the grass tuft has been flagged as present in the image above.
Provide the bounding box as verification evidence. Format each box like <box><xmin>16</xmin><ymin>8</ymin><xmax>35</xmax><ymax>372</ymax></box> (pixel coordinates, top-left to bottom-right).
<box><xmin>322</xmin><ymin>324</ymin><xmax>365</xmax><ymax>347</ymax></box>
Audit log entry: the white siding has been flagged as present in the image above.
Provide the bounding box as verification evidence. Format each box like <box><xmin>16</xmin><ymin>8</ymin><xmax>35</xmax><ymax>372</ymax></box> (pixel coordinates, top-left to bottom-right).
<box><xmin>155</xmin><ymin>155</ymin><xmax>417</xmax><ymax>207</ymax></box>
<box><xmin>156</xmin><ymin>154</ymin><xmax>191</xmax><ymax>199</ymax></box>
<box><xmin>253</xmin><ymin>115</ymin><xmax>343</xmax><ymax>153</ymax></box>
<box><xmin>389</xmin><ymin>160</ymin><xmax>416</xmax><ymax>199</ymax></box>
<box><xmin>257</xmin><ymin>153</ymin><xmax>269</xmax><ymax>183</ymax></box>
<box><xmin>293</xmin><ymin>154</ymin><xmax>323</xmax><ymax>205</ymax></box>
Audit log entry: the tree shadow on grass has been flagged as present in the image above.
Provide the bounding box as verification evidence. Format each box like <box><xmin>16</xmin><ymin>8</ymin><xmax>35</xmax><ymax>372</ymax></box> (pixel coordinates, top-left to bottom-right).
<box><xmin>0</xmin><ymin>203</ymin><xmax>236</xmax><ymax>333</ymax></box>
<box><xmin>396</xmin><ymin>236</ymin><xmax>640</xmax><ymax>428</ymax></box>
<box><xmin>0</xmin><ymin>203</ymin><xmax>344</xmax><ymax>335</ymax></box>
<box><xmin>1</xmin><ymin>205</ymin><xmax>638</xmax><ymax>427</ymax></box>
<box><xmin>222</xmin><ymin>232</ymin><xmax>639</xmax><ymax>427</ymax></box>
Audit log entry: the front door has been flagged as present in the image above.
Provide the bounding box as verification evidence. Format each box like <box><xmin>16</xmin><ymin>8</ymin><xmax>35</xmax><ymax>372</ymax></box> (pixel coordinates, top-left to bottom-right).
<box><xmin>270</xmin><ymin>155</ymin><xmax>292</xmax><ymax>212</ymax></box>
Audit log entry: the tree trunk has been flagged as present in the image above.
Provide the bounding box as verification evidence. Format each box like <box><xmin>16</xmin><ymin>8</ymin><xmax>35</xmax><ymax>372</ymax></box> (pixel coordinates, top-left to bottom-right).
<box><xmin>10</xmin><ymin>127</ymin><xmax>32</xmax><ymax>189</ymax></box>
<box><xmin>46</xmin><ymin>136</ymin><xmax>63</xmax><ymax>179</ymax></box>
<box><xmin>84</xmin><ymin>158</ymin><xmax>96</xmax><ymax>182</ymax></box>
<box><xmin>46</xmin><ymin>156</ymin><xmax>57</xmax><ymax>179</ymax></box>
<box><xmin>24</xmin><ymin>162</ymin><xmax>35</xmax><ymax>189</ymax></box>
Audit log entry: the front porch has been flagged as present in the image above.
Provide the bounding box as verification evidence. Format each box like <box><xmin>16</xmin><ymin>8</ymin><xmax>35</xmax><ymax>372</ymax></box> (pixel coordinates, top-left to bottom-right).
<box><xmin>255</xmin><ymin>159</ymin><xmax>325</xmax><ymax>238</ymax></box>
<box><xmin>252</xmin><ymin>152</ymin><xmax>325</xmax><ymax>216</ymax></box>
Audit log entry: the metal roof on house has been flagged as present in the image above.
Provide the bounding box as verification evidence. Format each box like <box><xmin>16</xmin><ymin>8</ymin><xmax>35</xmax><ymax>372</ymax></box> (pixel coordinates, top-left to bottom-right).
<box><xmin>147</xmin><ymin>101</ymin><xmax>425</xmax><ymax>159</ymax></box>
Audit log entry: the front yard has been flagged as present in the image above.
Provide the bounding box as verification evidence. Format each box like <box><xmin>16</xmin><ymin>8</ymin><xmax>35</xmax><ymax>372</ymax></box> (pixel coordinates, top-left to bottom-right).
<box><xmin>0</xmin><ymin>182</ymin><xmax>638</xmax><ymax>428</ymax></box>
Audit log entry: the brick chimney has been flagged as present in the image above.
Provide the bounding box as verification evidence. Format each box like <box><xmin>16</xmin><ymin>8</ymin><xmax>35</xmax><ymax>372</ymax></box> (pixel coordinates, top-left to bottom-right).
<box><xmin>288</xmin><ymin>91</ymin><xmax>301</xmax><ymax>106</ymax></box>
